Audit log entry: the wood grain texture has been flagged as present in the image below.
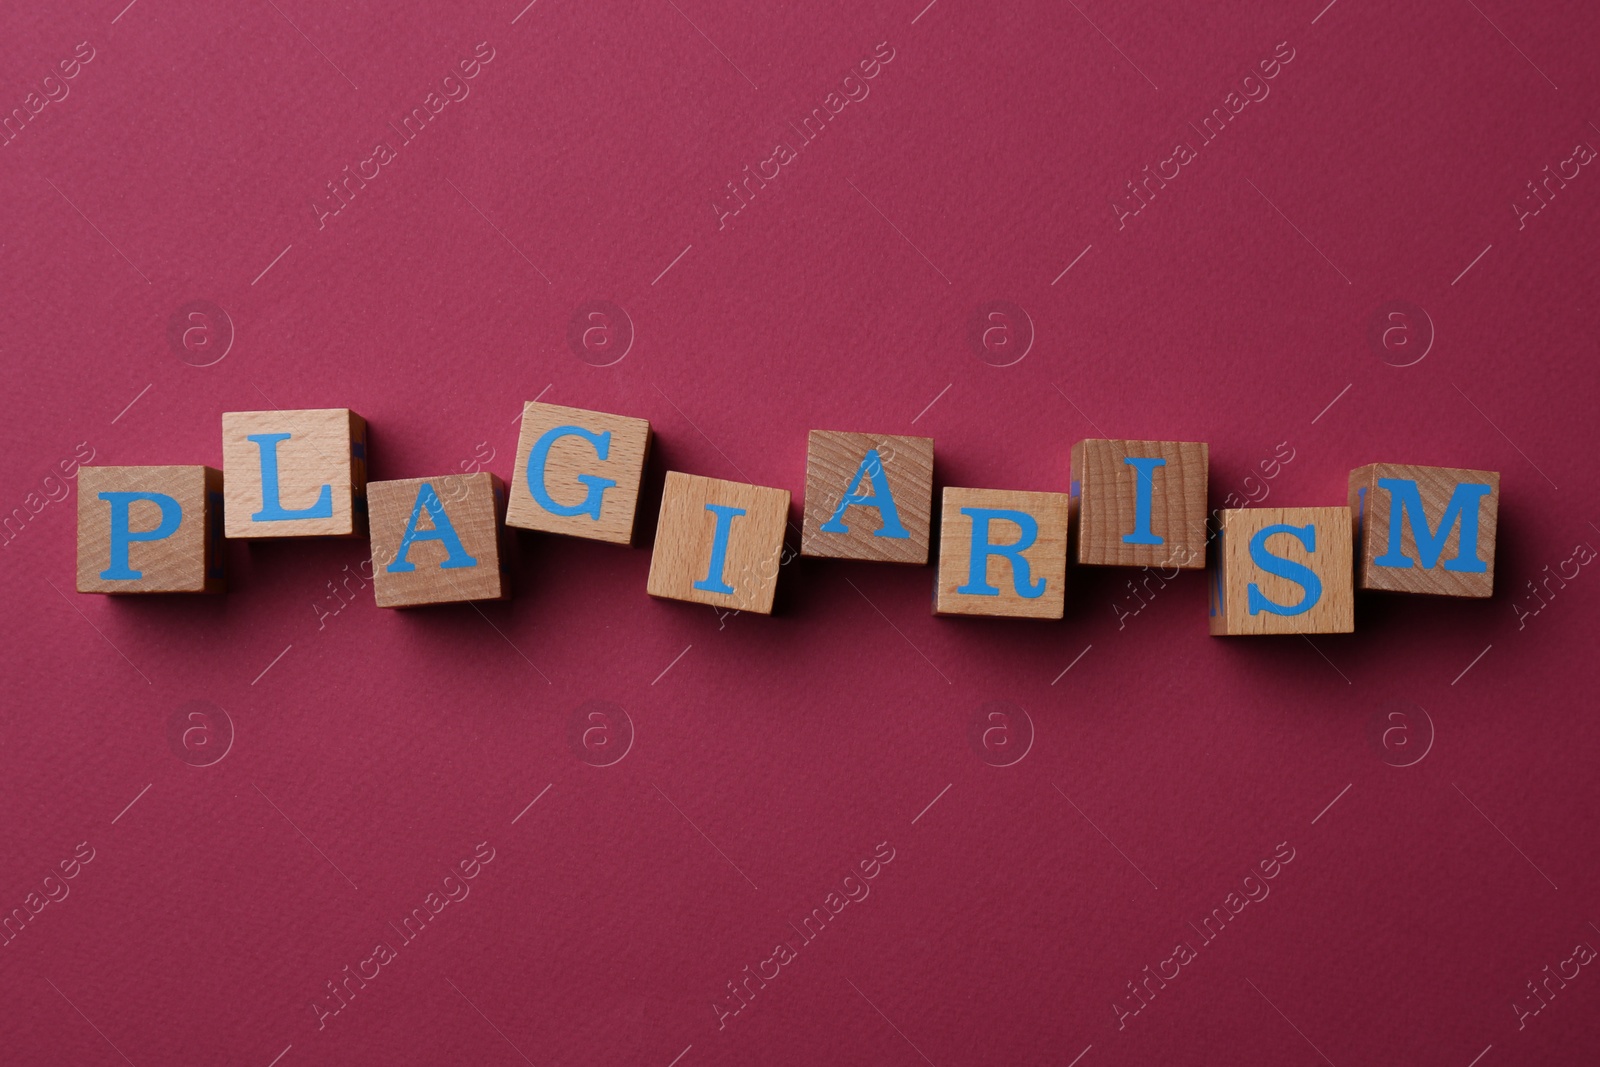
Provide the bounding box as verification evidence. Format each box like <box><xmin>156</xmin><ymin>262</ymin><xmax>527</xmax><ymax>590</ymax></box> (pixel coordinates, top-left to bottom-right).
<box><xmin>646</xmin><ymin>472</ymin><xmax>790</xmax><ymax>614</ymax></box>
<box><xmin>935</xmin><ymin>487</ymin><xmax>1070</xmax><ymax>619</ymax></box>
<box><xmin>1349</xmin><ymin>463</ymin><xmax>1499</xmax><ymax>597</ymax></box>
<box><xmin>1071</xmin><ymin>438</ymin><xmax>1208</xmax><ymax>569</ymax></box>
<box><xmin>1209</xmin><ymin>507</ymin><xmax>1353</xmax><ymax>635</ymax></box>
<box><xmin>222</xmin><ymin>409</ymin><xmax>367</xmax><ymax>538</ymax></box>
<box><xmin>77</xmin><ymin>465</ymin><xmax>224</xmax><ymax>594</ymax></box>
<box><xmin>506</xmin><ymin>401</ymin><xmax>651</xmax><ymax>544</ymax></box>
<box><xmin>801</xmin><ymin>430</ymin><xmax>933</xmax><ymax>564</ymax></box>
<box><xmin>367</xmin><ymin>473</ymin><xmax>508</xmax><ymax>607</ymax></box>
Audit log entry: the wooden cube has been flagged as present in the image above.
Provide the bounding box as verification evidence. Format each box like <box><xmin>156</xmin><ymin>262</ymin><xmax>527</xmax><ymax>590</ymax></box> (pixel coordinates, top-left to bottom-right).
<box><xmin>1349</xmin><ymin>463</ymin><xmax>1499</xmax><ymax>597</ymax></box>
<box><xmin>507</xmin><ymin>401</ymin><xmax>651</xmax><ymax>544</ymax></box>
<box><xmin>646</xmin><ymin>472</ymin><xmax>790</xmax><ymax>614</ymax></box>
<box><xmin>1071</xmin><ymin>439</ymin><xmax>1207</xmax><ymax>569</ymax></box>
<box><xmin>222</xmin><ymin>409</ymin><xmax>367</xmax><ymax>538</ymax></box>
<box><xmin>1209</xmin><ymin>507</ymin><xmax>1353</xmax><ymax>635</ymax></box>
<box><xmin>368</xmin><ymin>473</ymin><xmax>509</xmax><ymax>607</ymax></box>
<box><xmin>801</xmin><ymin>430</ymin><xmax>934</xmax><ymax>564</ymax></box>
<box><xmin>77</xmin><ymin>466</ymin><xmax>224</xmax><ymax>594</ymax></box>
<box><xmin>935</xmin><ymin>487</ymin><xmax>1070</xmax><ymax>619</ymax></box>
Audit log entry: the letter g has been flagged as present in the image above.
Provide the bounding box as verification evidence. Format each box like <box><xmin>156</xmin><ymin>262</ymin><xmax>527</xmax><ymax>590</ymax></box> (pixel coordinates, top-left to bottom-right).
<box><xmin>527</xmin><ymin>425</ymin><xmax>616</xmax><ymax>520</ymax></box>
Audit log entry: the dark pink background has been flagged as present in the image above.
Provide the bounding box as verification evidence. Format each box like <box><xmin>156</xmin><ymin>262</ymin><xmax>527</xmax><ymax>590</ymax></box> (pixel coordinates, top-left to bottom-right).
<box><xmin>4</xmin><ymin>1</ymin><xmax>1598</xmax><ymax>1064</ymax></box>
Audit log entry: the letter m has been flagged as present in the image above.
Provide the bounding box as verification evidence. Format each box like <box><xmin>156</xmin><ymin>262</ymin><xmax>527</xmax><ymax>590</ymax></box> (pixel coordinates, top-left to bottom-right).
<box><xmin>1373</xmin><ymin>477</ymin><xmax>1492</xmax><ymax>572</ymax></box>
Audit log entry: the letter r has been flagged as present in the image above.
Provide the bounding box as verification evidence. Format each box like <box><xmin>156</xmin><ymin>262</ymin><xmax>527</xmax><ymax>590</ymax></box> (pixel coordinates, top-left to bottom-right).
<box><xmin>958</xmin><ymin>507</ymin><xmax>1045</xmax><ymax>598</ymax></box>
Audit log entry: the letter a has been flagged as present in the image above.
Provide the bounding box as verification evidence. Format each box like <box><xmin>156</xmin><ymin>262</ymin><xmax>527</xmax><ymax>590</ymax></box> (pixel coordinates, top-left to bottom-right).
<box><xmin>387</xmin><ymin>483</ymin><xmax>478</xmax><ymax>573</ymax></box>
<box><xmin>819</xmin><ymin>449</ymin><xmax>909</xmax><ymax>539</ymax></box>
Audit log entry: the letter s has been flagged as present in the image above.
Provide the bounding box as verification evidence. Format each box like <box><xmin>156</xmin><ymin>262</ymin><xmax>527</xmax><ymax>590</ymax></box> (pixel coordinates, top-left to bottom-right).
<box><xmin>1246</xmin><ymin>524</ymin><xmax>1322</xmax><ymax>617</ymax></box>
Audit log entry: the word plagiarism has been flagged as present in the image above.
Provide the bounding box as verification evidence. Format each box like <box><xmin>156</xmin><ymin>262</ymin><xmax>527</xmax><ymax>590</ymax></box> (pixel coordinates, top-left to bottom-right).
<box><xmin>74</xmin><ymin>403</ymin><xmax>1501</xmax><ymax>635</ymax></box>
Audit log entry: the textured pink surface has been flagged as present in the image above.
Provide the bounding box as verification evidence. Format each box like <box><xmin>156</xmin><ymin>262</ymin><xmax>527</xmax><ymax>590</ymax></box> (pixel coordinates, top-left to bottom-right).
<box><xmin>4</xmin><ymin>1</ymin><xmax>1599</xmax><ymax>1065</ymax></box>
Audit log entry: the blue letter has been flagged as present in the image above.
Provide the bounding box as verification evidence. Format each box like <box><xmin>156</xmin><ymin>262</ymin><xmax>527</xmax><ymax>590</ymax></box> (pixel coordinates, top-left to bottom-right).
<box><xmin>819</xmin><ymin>449</ymin><xmax>909</xmax><ymax>539</ymax></box>
<box><xmin>957</xmin><ymin>508</ymin><xmax>1045</xmax><ymax>598</ymax></box>
<box><xmin>527</xmin><ymin>425</ymin><xmax>616</xmax><ymax>521</ymax></box>
<box><xmin>248</xmin><ymin>432</ymin><xmax>332</xmax><ymax>522</ymax></box>
<box><xmin>1373</xmin><ymin>477</ymin><xmax>1492</xmax><ymax>573</ymax></box>
<box><xmin>1121</xmin><ymin>456</ymin><xmax>1166</xmax><ymax>545</ymax></box>
<box><xmin>99</xmin><ymin>492</ymin><xmax>182</xmax><ymax>580</ymax></box>
<box><xmin>1246</xmin><ymin>523</ymin><xmax>1322</xmax><ymax>616</ymax></box>
<box><xmin>694</xmin><ymin>504</ymin><xmax>746</xmax><ymax>594</ymax></box>
<box><xmin>386</xmin><ymin>483</ymin><xmax>478</xmax><ymax>573</ymax></box>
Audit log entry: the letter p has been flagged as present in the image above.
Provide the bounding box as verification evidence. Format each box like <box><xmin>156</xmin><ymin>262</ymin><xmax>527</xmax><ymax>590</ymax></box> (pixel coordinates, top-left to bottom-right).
<box><xmin>99</xmin><ymin>492</ymin><xmax>182</xmax><ymax>580</ymax></box>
